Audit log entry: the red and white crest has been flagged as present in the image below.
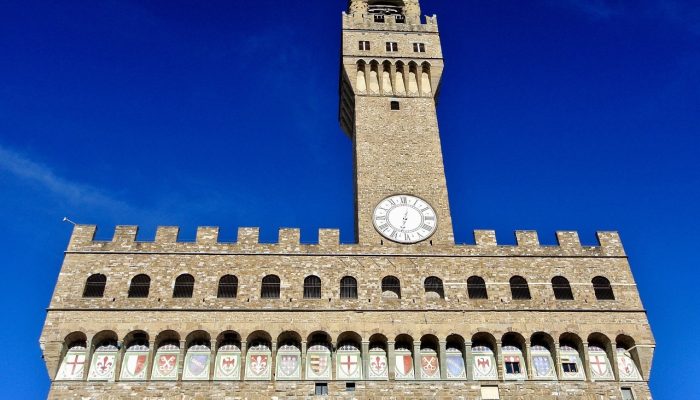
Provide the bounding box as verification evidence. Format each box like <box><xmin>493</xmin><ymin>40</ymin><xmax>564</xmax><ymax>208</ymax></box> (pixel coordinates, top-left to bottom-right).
<box><xmin>369</xmin><ymin>355</ymin><xmax>388</xmax><ymax>378</ymax></box>
<box><xmin>395</xmin><ymin>355</ymin><xmax>413</xmax><ymax>377</ymax></box>
<box><xmin>219</xmin><ymin>356</ymin><xmax>237</xmax><ymax>376</ymax></box>
<box><xmin>474</xmin><ymin>356</ymin><xmax>494</xmax><ymax>376</ymax></box>
<box><xmin>157</xmin><ymin>355</ymin><xmax>177</xmax><ymax>375</ymax></box>
<box><xmin>249</xmin><ymin>355</ymin><xmax>268</xmax><ymax>375</ymax></box>
<box><xmin>590</xmin><ymin>355</ymin><xmax>609</xmax><ymax>377</ymax></box>
<box><xmin>338</xmin><ymin>355</ymin><xmax>359</xmax><ymax>377</ymax></box>
<box><xmin>309</xmin><ymin>355</ymin><xmax>329</xmax><ymax>375</ymax></box>
<box><xmin>125</xmin><ymin>354</ymin><xmax>147</xmax><ymax>377</ymax></box>
<box><xmin>421</xmin><ymin>356</ymin><xmax>439</xmax><ymax>378</ymax></box>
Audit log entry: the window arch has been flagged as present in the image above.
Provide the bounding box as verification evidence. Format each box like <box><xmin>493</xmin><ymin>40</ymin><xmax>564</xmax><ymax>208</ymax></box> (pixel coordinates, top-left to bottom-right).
<box><xmin>261</xmin><ymin>275</ymin><xmax>281</xmax><ymax>299</ymax></box>
<box><xmin>128</xmin><ymin>274</ymin><xmax>150</xmax><ymax>298</ymax></box>
<box><xmin>304</xmin><ymin>275</ymin><xmax>322</xmax><ymax>299</ymax></box>
<box><xmin>467</xmin><ymin>276</ymin><xmax>488</xmax><ymax>299</ymax></box>
<box><xmin>593</xmin><ymin>276</ymin><xmax>615</xmax><ymax>300</ymax></box>
<box><xmin>424</xmin><ymin>276</ymin><xmax>445</xmax><ymax>299</ymax></box>
<box><xmin>217</xmin><ymin>275</ymin><xmax>238</xmax><ymax>298</ymax></box>
<box><xmin>510</xmin><ymin>276</ymin><xmax>531</xmax><ymax>300</ymax></box>
<box><xmin>340</xmin><ymin>276</ymin><xmax>358</xmax><ymax>299</ymax></box>
<box><xmin>382</xmin><ymin>276</ymin><xmax>401</xmax><ymax>299</ymax></box>
<box><xmin>552</xmin><ymin>276</ymin><xmax>574</xmax><ymax>300</ymax></box>
<box><xmin>83</xmin><ymin>274</ymin><xmax>106</xmax><ymax>298</ymax></box>
<box><xmin>173</xmin><ymin>274</ymin><xmax>194</xmax><ymax>298</ymax></box>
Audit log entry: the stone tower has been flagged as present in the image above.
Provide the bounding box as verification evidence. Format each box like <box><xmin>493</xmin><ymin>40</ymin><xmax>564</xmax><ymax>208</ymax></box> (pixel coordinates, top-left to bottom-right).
<box><xmin>40</xmin><ymin>1</ymin><xmax>655</xmax><ymax>399</ymax></box>
<box><xmin>340</xmin><ymin>0</ymin><xmax>453</xmax><ymax>246</ymax></box>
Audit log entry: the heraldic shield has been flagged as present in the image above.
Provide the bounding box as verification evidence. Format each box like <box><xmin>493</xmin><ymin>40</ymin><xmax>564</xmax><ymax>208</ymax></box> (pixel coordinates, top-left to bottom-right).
<box><xmin>337</xmin><ymin>354</ymin><xmax>361</xmax><ymax>380</ymax></box>
<box><xmin>120</xmin><ymin>353</ymin><xmax>148</xmax><ymax>381</ymax></box>
<box><xmin>589</xmin><ymin>346</ymin><xmax>614</xmax><ymax>381</ymax></box>
<box><xmin>245</xmin><ymin>354</ymin><xmax>271</xmax><ymax>380</ymax></box>
<box><xmin>56</xmin><ymin>351</ymin><xmax>86</xmax><ymax>381</ymax></box>
<box><xmin>394</xmin><ymin>354</ymin><xmax>414</xmax><ymax>380</ymax></box>
<box><xmin>183</xmin><ymin>352</ymin><xmax>210</xmax><ymax>380</ymax></box>
<box><xmin>87</xmin><ymin>353</ymin><xmax>116</xmax><ymax>381</ymax></box>
<box><xmin>420</xmin><ymin>355</ymin><xmax>440</xmax><ymax>379</ymax></box>
<box><xmin>472</xmin><ymin>345</ymin><xmax>498</xmax><ymax>381</ymax></box>
<box><xmin>367</xmin><ymin>353</ymin><xmax>388</xmax><ymax>380</ymax></box>
<box><xmin>307</xmin><ymin>353</ymin><xmax>331</xmax><ymax>379</ymax></box>
<box><xmin>214</xmin><ymin>353</ymin><xmax>240</xmax><ymax>380</ymax></box>
<box><xmin>151</xmin><ymin>352</ymin><xmax>179</xmax><ymax>381</ymax></box>
<box><xmin>446</xmin><ymin>353</ymin><xmax>466</xmax><ymax>379</ymax></box>
<box><xmin>617</xmin><ymin>349</ymin><xmax>642</xmax><ymax>381</ymax></box>
<box><xmin>277</xmin><ymin>355</ymin><xmax>301</xmax><ymax>380</ymax></box>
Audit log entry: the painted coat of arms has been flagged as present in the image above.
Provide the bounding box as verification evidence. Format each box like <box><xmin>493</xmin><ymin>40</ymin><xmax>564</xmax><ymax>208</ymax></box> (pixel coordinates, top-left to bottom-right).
<box><xmin>277</xmin><ymin>355</ymin><xmax>300</xmax><ymax>379</ymax></box>
<box><xmin>120</xmin><ymin>353</ymin><xmax>148</xmax><ymax>380</ymax></box>
<box><xmin>307</xmin><ymin>354</ymin><xmax>330</xmax><ymax>378</ymax></box>
<box><xmin>337</xmin><ymin>354</ymin><xmax>360</xmax><ymax>379</ymax></box>
<box><xmin>214</xmin><ymin>354</ymin><xmax>239</xmax><ymax>380</ymax></box>
<box><xmin>368</xmin><ymin>354</ymin><xmax>388</xmax><ymax>379</ymax></box>
<box><xmin>420</xmin><ymin>355</ymin><xmax>440</xmax><ymax>379</ymax></box>
<box><xmin>394</xmin><ymin>355</ymin><xmax>414</xmax><ymax>379</ymax></box>
<box><xmin>57</xmin><ymin>353</ymin><xmax>86</xmax><ymax>380</ymax></box>
<box><xmin>617</xmin><ymin>351</ymin><xmax>642</xmax><ymax>380</ymax></box>
<box><xmin>589</xmin><ymin>351</ymin><xmax>613</xmax><ymax>380</ymax></box>
<box><xmin>184</xmin><ymin>353</ymin><xmax>210</xmax><ymax>380</ymax></box>
<box><xmin>88</xmin><ymin>354</ymin><xmax>116</xmax><ymax>381</ymax></box>
<box><xmin>152</xmin><ymin>353</ymin><xmax>178</xmax><ymax>380</ymax></box>
<box><xmin>533</xmin><ymin>356</ymin><xmax>553</xmax><ymax>378</ymax></box>
<box><xmin>446</xmin><ymin>354</ymin><xmax>466</xmax><ymax>379</ymax></box>
<box><xmin>473</xmin><ymin>355</ymin><xmax>496</xmax><ymax>379</ymax></box>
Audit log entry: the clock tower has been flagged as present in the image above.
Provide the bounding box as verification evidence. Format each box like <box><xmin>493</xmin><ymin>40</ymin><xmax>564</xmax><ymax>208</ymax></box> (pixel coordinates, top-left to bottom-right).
<box><xmin>340</xmin><ymin>0</ymin><xmax>454</xmax><ymax>246</ymax></box>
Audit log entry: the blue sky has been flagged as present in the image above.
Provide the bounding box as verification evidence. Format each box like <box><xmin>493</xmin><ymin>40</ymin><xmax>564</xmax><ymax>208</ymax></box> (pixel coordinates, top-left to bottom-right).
<box><xmin>1</xmin><ymin>0</ymin><xmax>698</xmax><ymax>397</ymax></box>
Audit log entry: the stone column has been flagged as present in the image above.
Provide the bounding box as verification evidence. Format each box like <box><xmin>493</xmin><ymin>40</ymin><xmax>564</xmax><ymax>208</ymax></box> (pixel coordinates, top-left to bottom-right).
<box><xmin>270</xmin><ymin>341</ymin><xmax>277</xmax><ymax>381</ymax></box>
<box><xmin>495</xmin><ymin>341</ymin><xmax>504</xmax><ymax>381</ymax></box>
<box><xmin>524</xmin><ymin>343</ymin><xmax>533</xmax><ymax>380</ymax></box>
<box><xmin>330</xmin><ymin>341</ymin><xmax>337</xmax><ymax>381</ymax></box>
<box><xmin>146</xmin><ymin>340</ymin><xmax>156</xmax><ymax>381</ymax></box>
<box><xmin>361</xmin><ymin>341</ymin><xmax>370</xmax><ymax>380</ymax></box>
<box><xmin>177</xmin><ymin>340</ymin><xmax>186</xmax><ymax>381</ymax></box>
<box><xmin>608</xmin><ymin>342</ymin><xmax>620</xmax><ymax>382</ymax></box>
<box><xmin>464</xmin><ymin>342</ymin><xmax>473</xmax><ymax>381</ymax></box>
<box><xmin>209</xmin><ymin>345</ymin><xmax>216</xmax><ymax>381</ymax></box>
<box><xmin>413</xmin><ymin>343</ymin><xmax>421</xmax><ymax>380</ymax></box>
<box><xmin>582</xmin><ymin>342</ymin><xmax>593</xmax><ymax>382</ymax></box>
<box><xmin>83</xmin><ymin>339</ymin><xmax>93</xmax><ymax>381</ymax></box>
<box><xmin>438</xmin><ymin>341</ymin><xmax>448</xmax><ymax>380</ymax></box>
<box><xmin>113</xmin><ymin>340</ymin><xmax>124</xmax><ymax>382</ymax></box>
<box><xmin>387</xmin><ymin>341</ymin><xmax>396</xmax><ymax>380</ymax></box>
<box><xmin>554</xmin><ymin>343</ymin><xmax>563</xmax><ymax>380</ymax></box>
<box><xmin>239</xmin><ymin>342</ymin><xmax>247</xmax><ymax>381</ymax></box>
<box><xmin>300</xmin><ymin>341</ymin><xmax>307</xmax><ymax>380</ymax></box>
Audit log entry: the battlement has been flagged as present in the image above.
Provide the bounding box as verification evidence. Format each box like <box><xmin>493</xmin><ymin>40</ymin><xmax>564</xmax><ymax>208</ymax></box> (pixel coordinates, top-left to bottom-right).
<box><xmin>67</xmin><ymin>225</ymin><xmax>626</xmax><ymax>257</ymax></box>
<box><xmin>342</xmin><ymin>12</ymin><xmax>439</xmax><ymax>32</ymax></box>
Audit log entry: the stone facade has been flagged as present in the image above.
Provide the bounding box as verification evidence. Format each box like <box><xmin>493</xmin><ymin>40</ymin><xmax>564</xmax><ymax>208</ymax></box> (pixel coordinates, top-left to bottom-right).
<box><xmin>40</xmin><ymin>1</ymin><xmax>654</xmax><ymax>399</ymax></box>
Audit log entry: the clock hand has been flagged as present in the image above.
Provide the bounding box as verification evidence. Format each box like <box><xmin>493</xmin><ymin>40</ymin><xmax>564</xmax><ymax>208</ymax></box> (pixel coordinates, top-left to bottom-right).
<box><xmin>400</xmin><ymin>210</ymin><xmax>409</xmax><ymax>230</ymax></box>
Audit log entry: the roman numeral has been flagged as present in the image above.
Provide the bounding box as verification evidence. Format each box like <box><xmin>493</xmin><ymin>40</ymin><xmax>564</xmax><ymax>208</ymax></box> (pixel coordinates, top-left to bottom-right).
<box><xmin>400</xmin><ymin>196</ymin><xmax>407</xmax><ymax>204</ymax></box>
<box><xmin>421</xmin><ymin>224</ymin><xmax>433</xmax><ymax>231</ymax></box>
<box><xmin>424</xmin><ymin>215</ymin><xmax>436</xmax><ymax>221</ymax></box>
<box><xmin>391</xmin><ymin>231</ymin><xmax>399</xmax><ymax>239</ymax></box>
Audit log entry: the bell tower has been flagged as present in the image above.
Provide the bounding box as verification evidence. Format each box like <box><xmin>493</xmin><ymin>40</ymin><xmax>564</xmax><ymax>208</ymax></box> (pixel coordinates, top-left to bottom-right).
<box><xmin>340</xmin><ymin>0</ymin><xmax>454</xmax><ymax>246</ymax></box>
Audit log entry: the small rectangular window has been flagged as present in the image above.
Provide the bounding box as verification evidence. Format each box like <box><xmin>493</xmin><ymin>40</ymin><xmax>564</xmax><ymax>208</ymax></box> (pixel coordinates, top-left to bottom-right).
<box><xmin>505</xmin><ymin>362</ymin><xmax>521</xmax><ymax>374</ymax></box>
<box><xmin>621</xmin><ymin>388</ymin><xmax>635</xmax><ymax>400</ymax></box>
<box><xmin>481</xmin><ymin>386</ymin><xmax>500</xmax><ymax>400</ymax></box>
<box><xmin>315</xmin><ymin>383</ymin><xmax>328</xmax><ymax>395</ymax></box>
<box><xmin>386</xmin><ymin>42</ymin><xmax>398</xmax><ymax>52</ymax></box>
<box><xmin>395</xmin><ymin>14</ymin><xmax>406</xmax><ymax>23</ymax></box>
<box><xmin>346</xmin><ymin>382</ymin><xmax>356</xmax><ymax>392</ymax></box>
<box><xmin>390</xmin><ymin>101</ymin><xmax>400</xmax><ymax>110</ymax></box>
<box><xmin>374</xmin><ymin>15</ymin><xmax>385</xmax><ymax>23</ymax></box>
<box><xmin>359</xmin><ymin>41</ymin><xmax>370</xmax><ymax>51</ymax></box>
<box><xmin>413</xmin><ymin>43</ymin><xmax>426</xmax><ymax>53</ymax></box>
<box><xmin>562</xmin><ymin>363</ymin><xmax>578</xmax><ymax>373</ymax></box>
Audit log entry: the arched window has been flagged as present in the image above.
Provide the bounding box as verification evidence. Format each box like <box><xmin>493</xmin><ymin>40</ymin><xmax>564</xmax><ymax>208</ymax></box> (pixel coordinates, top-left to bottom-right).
<box><xmin>593</xmin><ymin>276</ymin><xmax>615</xmax><ymax>300</ymax></box>
<box><xmin>340</xmin><ymin>276</ymin><xmax>358</xmax><ymax>299</ymax></box>
<box><xmin>128</xmin><ymin>274</ymin><xmax>150</xmax><ymax>298</ymax></box>
<box><xmin>304</xmin><ymin>275</ymin><xmax>322</xmax><ymax>299</ymax></box>
<box><xmin>467</xmin><ymin>276</ymin><xmax>488</xmax><ymax>299</ymax></box>
<box><xmin>83</xmin><ymin>274</ymin><xmax>106</xmax><ymax>298</ymax></box>
<box><xmin>261</xmin><ymin>275</ymin><xmax>281</xmax><ymax>299</ymax></box>
<box><xmin>552</xmin><ymin>276</ymin><xmax>574</xmax><ymax>300</ymax></box>
<box><xmin>173</xmin><ymin>274</ymin><xmax>194</xmax><ymax>298</ymax></box>
<box><xmin>217</xmin><ymin>275</ymin><xmax>238</xmax><ymax>298</ymax></box>
<box><xmin>382</xmin><ymin>276</ymin><xmax>401</xmax><ymax>298</ymax></box>
<box><xmin>424</xmin><ymin>276</ymin><xmax>445</xmax><ymax>299</ymax></box>
<box><xmin>510</xmin><ymin>276</ymin><xmax>531</xmax><ymax>300</ymax></box>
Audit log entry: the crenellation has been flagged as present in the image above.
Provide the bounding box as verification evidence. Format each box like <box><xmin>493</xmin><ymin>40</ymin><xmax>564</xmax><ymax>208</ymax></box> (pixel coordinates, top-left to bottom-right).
<box><xmin>515</xmin><ymin>231</ymin><xmax>540</xmax><ymax>248</ymax></box>
<box><xmin>113</xmin><ymin>225</ymin><xmax>138</xmax><ymax>243</ymax></box>
<box><xmin>155</xmin><ymin>226</ymin><xmax>179</xmax><ymax>243</ymax></box>
<box><xmin>68</xmin><ymin>225</ymin><xmax>97</xmax><ymax>249</ymax></box>
<box><xmin>474</xmin><ymin>230</ymin><xmax>498</xmax><ymax>247</ymax></box>
<box><xmin>556</xmin><ymin>231</ymin><xmax>582</xmax><ymax>249</ymax></box>
<box><xmin>278</xmin><ymin>228</ymin><xmax>301</xmax><ymax>246</ymax></box>
<box><xmin>319</xmin><ymin>229</ymin><xmax>341</xmax><ymax>246</ymax></box>
<box><xmin>236</xmin><ymin>227</ymin><xmax>260</xmax><ymax>245</ymax></box>
<box><xmin>195</xmin><ymin>227</ymin><xmax>219</xmax><ymax>244</ymax></box>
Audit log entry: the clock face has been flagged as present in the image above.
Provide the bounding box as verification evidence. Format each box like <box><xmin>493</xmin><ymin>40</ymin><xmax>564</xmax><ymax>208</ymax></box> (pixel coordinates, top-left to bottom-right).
<box><xmin>373</xmin><ymin>195</ymin><xmax>438</xmax><ymax>244</ymax></box>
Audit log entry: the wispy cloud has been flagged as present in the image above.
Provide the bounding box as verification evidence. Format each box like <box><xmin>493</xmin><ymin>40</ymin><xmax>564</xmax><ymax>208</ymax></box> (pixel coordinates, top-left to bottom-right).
<box><xmin>0</xmin><ymin>144</ymin><xmax>132</xmax><ymax>212</ymax></box>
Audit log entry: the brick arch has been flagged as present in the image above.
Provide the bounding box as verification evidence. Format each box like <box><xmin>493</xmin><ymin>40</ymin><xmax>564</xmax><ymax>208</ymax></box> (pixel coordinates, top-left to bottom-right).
<box><xmin>277</xmin><ymin>331</ymin><xmax>302</xmax><ymax>347</ymax></box>
<box><xmin>122</xmin><ymin>330</ymin><xmax>149</xmax><ymax>348</ymax></box>
<box><xmin>337</xmin><ymin>331</ymin><xmax>363</xmax><ymax>347</ymax></box>
<box><xmin>419</xmin><ymin>334</ymin><xmax>440</xmax><ymax>352</ymax></box>
<box><xmin>64</xmin><ymin>331</ymin><xmax>87</xmax><ymax>348</ymax></box>
<box><xmin>472</xmin><ymin>332</ymin><xmax>497</xmax><ymax>349</ymax></box>
<box><xmin>154</xmin><ymin>330</ymin><xmax>181</xmax><ymax>348</ymax></box>
<box><xmin>246</xmin><ymin>330</ymin><xmax>272</xmax><ymax>347</ymax></box>
<box><xmin>91</xmin><ymin>330</ymin><xmax>118</xmax><ymax>347</ymax></box>
<box><xmin>185</xmin><ymin>330</ymin><xmax>211</xmax><ymax>348</ymax></box>
<box><xmin>215</xmin><ymin>330</ymin><xmax>241</xmax><ymax>349</ymax></box>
